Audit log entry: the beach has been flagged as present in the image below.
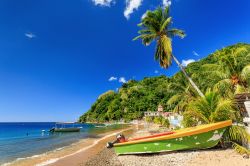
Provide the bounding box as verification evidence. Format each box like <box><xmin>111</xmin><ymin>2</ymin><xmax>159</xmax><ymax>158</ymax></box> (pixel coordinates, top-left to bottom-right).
<box><xmin>84</xmin><ymin>146</ymin><xmax>249</xmax><ymax>166</ymax></box>
<box><xmin>3</xmin><ymin>124</ymin><xmax>135</xmax><ymax>166</ymax></box>
<box><xmin>3</xmin><ymin>123</ymin><xmax>249</xmax><ymax>166</ymax></box>
<box><xmin>83</xmin><ymin>123</ymin><xmax>250</xmax><ymax>166</ymax></box>
<box><xmin>48</xmin><ymin>126</ymin><xmax>136</xmax><ymax>166</ymax></box>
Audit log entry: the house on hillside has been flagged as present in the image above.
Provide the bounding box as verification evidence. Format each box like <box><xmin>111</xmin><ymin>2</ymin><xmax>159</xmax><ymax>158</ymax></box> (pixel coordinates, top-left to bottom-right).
<box><xmin>144</xmin><ymin>105</ymin><xmax>183</xmax><ymax>128</ymax></box>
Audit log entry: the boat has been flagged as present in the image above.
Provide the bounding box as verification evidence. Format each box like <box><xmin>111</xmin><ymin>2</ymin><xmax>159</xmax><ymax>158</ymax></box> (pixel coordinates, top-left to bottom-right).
<box><xmin>94</xmin><ymin>125</ymin><xmax>106</xmax><ymax>128</ymax></box>
<box><xmin>94</xmin><ymin>123</ymin><xmax>111</xmax><ymax>128</ymax></box>
<box><xmin>113</xmin><ymin>120</ymin><xmax>232</xmax><ymax>155</ymax></box>
<box><xmin>50</xmin><ymin>122</ymin><xmax>81</xmax><ymax>132</ymax></box>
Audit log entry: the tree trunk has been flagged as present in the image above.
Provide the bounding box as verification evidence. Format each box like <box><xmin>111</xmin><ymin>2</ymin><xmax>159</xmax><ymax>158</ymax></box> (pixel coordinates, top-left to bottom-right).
<box><xmin>172</xmin><ymin>55</ymin><xmax>205</xmax><ymax>97</ymax></box>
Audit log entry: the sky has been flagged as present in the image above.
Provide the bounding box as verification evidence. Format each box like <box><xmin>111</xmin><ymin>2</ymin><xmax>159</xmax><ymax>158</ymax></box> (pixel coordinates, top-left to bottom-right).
<box><xmin>0</xmin><ymin>0</ymin><xmax>249</xmax><ymax>122</ymax></box>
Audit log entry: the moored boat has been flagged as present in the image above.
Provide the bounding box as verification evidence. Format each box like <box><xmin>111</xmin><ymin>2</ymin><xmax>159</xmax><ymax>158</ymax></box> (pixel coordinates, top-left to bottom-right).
<box><xmin>50</xmin><ymin>122</ymin><xmax>81</xmax><ymax>132</ymax></box>
<box><xmin>113</xmin><ymin>120</ymin><xmax>232</xmax><ymax>155</ymax></box>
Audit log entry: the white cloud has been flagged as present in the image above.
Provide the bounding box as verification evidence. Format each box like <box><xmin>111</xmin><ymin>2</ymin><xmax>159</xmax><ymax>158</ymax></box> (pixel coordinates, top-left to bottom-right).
<box><xmin>25</xmin><ymin>32</ymin><xmax>36</xmax><ymax>39</ymax></box>
<box><xmin>92</xmin><ymin>0</ymin><xmax>114</xmax><ymax>7</ymax></box>
<box><xmin>154</xmin><ymin>70</ymin><xmax>159</xmax><ymax>74</ymax></box>
<box><xmin>108</xmin><ymin>76</ymin><xmax>117</xmax><ymax>81</ymax></box>
<box><xmin>119</xmin><ymin>77</ymin><xmax>127</xmax><ymax>83</ymax></box>
<box><xmin>163</xmin><ymin>0</ymin><xmax>171</xmax><ymax>7</ymax></box>
<box><xmin>124</xmin><ymin>0</ymin><xmax>143</xmax><ymax>20</ymax></box>
<box><xmin>193</xmin><ymin>51</ymin><xmax>199</xmax><ymax>56</ymax></box>
<box><xmin>181</xmin><ymin>59</ymin><xmax>195</xmax><ymax>67</ymax></box>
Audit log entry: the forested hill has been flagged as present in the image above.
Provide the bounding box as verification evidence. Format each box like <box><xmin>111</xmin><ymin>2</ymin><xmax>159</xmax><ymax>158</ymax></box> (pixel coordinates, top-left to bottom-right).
<box><xmin>79</xmin><ymin>43</ymin><xmax>250</xmax><ymax>123</ymax></box>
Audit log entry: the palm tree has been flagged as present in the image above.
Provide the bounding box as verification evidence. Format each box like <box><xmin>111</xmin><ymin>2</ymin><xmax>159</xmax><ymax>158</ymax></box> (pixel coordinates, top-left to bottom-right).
<box><xmin>182</xmin><ymin>90</ymin><xmax>237</xmax><ymax>127</ymax></box>
<box><xmin>167</xmin><ymin>74</ymin><xmax>197</xmax><ymax>113</ymax></box>
<box><xmin>198</xmin><ymin>46</ymin><xmax>250</xmax><ymax>97</ymax></box>
<box><xmin>183</xmin><ymin>90</ymin><xmax>250</xmax><ymax>154</ymax></box>
<box><xmin>134</xmin><ymin>6</ymin><xmax>205</xmax><ymax>97</ymax></box>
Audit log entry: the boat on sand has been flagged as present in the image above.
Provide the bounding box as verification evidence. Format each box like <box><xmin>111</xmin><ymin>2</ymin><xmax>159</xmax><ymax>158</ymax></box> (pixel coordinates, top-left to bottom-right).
<box><xmin>113</xmin><ymin>120</ymin><xmax>232</xmax><ymax>155</ymax></box>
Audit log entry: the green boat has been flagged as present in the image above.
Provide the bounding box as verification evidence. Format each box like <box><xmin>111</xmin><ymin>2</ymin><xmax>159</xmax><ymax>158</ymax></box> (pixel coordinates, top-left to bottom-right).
<box><xmin>113</xmin><ymin>120</ymin><xmax>232</xmax><ymax>155</ymax></box>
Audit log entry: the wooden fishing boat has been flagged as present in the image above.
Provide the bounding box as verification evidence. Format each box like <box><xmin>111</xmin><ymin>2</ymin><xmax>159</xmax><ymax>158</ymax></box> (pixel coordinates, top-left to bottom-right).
<box><xmin>113</xmin><ymin>120</ymin><xmax>232</xmax><ymax>155</ymax></box>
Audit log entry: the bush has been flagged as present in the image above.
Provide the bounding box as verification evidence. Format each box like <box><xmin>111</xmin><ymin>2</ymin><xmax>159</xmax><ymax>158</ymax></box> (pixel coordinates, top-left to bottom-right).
<box><xmin>153</xmin><ymin>116</ymin><xmax>162</xmax><ymax>124</ymax></box>
<box><xmin>145</xmin><ymin>116</ymin><xmax>153</xmax><ymax>123</ymax></box>
<box><xmin>161</xmin><ymin>118</ymin><xmax>170</xmax><ymax>128</ymax></box>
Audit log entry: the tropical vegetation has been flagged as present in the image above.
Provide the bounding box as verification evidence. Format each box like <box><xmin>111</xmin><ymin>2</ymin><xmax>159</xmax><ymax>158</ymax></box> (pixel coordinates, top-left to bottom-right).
<box><xmin>79</xmin><ymin>43</ymin><xmax>250</xmax><ymax>123</ymax></box>
<box><xmin>79</xmin><ymin>6</ymin><xmax>250</xmax><ymax>155</ymax></box>
<box><xmin>79</xmin><ymin>43</ymin><xmax>250</xmax><ymax>153</ymax></box>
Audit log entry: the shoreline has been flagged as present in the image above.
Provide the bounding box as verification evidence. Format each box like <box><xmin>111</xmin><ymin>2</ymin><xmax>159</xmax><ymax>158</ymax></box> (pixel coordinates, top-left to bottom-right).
<box><xmin>48</xmin><ymin>126</ymin><xmax>136</xmax><ymax>166</ymax></box>
<box><xmin>4</xmin><ymin>123</ymin><xmax>249</xmax><ymax>166</ymax></box>
<box><xmin>4</xmin><ymin>125</ymin><xmax>136</xmax><ymax>166</ymax></box>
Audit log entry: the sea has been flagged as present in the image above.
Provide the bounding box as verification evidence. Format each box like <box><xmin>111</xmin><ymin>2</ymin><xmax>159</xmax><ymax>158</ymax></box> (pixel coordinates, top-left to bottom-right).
<box><xmin>0</xmin><ymin>122</ymin><xmax>128</xmax><ymax>165</ymax></box>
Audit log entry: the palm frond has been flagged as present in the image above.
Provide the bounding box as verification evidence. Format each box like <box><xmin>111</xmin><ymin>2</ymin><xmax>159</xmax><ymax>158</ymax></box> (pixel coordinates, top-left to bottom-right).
<box><xmin>167</xmin><ymin>28</ymin><xmax>185</xmax><ymax>39</ymax></box>
<box><xmin>211</xmin><ymin>98</ymin><xmax>236</xmax><ymax>122</ymax></box>
<box><xmin>232</xmin><ymin>142</ymin><xmax>250</xmax><ymax>155</ymax></box>
<box><xmin>184</xmin><ymin>109</ymin><xmax>210</xmax><ymax>124</ymax></box>
<box><xmin>160</xmin><ymin>17</ymin><xmax>172</xmax><ymax>32</ymax></box>
<box><xmin>241</xmin><ymin>64</ymin><xmax>250</xmax><ymax>82</ymax></box>
<box><xmin>167</xmin><ymin>94</ymin><xmax>182</xmax><ymax>105</ymax></box>
<box><xmin>235</xmin><ymin>84</ymin><xmax>249</xmax><ymax>94</ymax></box>
<box><xmin>213</xmin><ymin>79</ymin><xmax>233</xmax><ymax>97</ymax></box>
<box><xmin>223</xmin><ymin>125</ymin><xmax>250</xmax><ymax>155</ymax></box>
<box><xmin>228</xmin><ymin>125</ymin><xmax>249</xmax><ymax>144</ymax></box>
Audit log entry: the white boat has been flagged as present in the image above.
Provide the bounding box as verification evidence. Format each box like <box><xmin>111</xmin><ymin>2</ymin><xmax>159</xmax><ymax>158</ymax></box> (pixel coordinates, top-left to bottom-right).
<box><xmin>50</xmin><ymin>122</ymin><xmax>81</xmax><ymax>132</ymax></box>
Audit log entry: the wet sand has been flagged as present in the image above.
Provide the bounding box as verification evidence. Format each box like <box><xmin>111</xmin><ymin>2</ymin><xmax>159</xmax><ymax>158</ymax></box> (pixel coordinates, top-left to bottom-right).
<box><xmin>49</xmin><ymin>128</ymin><xmax>135</xmax><ymax>166</ymax></box>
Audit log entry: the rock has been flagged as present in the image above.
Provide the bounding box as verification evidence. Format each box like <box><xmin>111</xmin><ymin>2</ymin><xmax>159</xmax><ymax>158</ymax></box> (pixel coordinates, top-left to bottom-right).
<box><xmin>242</xmin><ymin>154</ymin><xmax>249</xmax><ymax>159</ymax></box>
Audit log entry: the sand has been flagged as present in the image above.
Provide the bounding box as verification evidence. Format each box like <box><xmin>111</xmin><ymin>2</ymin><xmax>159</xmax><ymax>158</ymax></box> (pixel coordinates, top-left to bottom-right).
<box><xmin>5</xmin><ymin>125</ymin><xmax>135</xmax><ymax>166</ymax></box>
<box><xmin>49</xmin><ymin>127</ymin><xmax>135</xmax><ymax>166</ymax></box>
<box><xmin>84</xmin><ymin>123</ymin><xmax>250</xmax><ymax>166</ymax></box>
<box><xmin>188</xmin><ymin>149</ymin><xmax>250</xmax><ymax>166</ymax></box>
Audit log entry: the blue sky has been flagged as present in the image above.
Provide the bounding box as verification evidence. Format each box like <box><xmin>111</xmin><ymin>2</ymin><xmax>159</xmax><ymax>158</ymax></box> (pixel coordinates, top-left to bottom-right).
<box><xmin>0</xmin><ymin>0</ymin><xmax>249</xmax><ymax>122</ymax></box>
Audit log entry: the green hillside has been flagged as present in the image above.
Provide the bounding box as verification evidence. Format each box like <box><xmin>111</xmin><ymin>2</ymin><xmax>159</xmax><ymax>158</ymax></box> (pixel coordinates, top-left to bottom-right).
<box><xmin>79</xmin><ymin>43</ymin><xmax>250</xmax><ymax>123</ymax></box>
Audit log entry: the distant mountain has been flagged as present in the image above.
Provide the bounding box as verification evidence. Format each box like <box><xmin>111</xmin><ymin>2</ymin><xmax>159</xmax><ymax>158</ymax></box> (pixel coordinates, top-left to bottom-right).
<box><xmin>79</xmin><ymin>43</ymin><xmax>250</xmax><ymax>123</ymax></box>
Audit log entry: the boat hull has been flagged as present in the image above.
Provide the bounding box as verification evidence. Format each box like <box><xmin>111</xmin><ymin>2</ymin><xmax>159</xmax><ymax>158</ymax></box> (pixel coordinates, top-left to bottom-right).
<box><xmin>114</xmin><ymin>120</ymin><xmax>232</xmax><ymax>155</ymax></box>
<box><xmin>53</xmin><ymin>128</ymin><xmax>80</xmax><ymax>132</ymax></box>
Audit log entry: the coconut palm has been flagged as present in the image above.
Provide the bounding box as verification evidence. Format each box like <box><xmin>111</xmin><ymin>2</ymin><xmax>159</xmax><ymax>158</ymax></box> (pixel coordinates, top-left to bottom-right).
<box><xmin>183</xmin><ymin>90</ymin><xmax>250</xmax><ymax>154</ymax></box>
<box><xmin>134</xmin><ymin>6</ymin><xmax>204</xmax><ymax>97</ymax></box>
<box><xmin>182</xmin><ymin>90</ymin><xmax>237</xmax><ymax>127</ymax></box>
<box><xmin>198</xmin><ymin>46</ymin><xmax>250</xmax><ymax>97</ymax></box>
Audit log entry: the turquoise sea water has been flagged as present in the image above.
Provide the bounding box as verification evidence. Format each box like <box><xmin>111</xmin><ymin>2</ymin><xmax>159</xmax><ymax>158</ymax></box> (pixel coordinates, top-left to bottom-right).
<box><xmin>0</xmin><ymin>122</ymin><xmax>127</xmax><ymax>165</ymax></box>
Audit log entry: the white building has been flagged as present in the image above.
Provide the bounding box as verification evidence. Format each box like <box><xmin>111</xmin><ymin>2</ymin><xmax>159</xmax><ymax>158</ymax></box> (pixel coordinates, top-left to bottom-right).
<box><xmin>144</xmin><ymin>105</ymin><xmax>183</xmax><ymax>128</ymax></box>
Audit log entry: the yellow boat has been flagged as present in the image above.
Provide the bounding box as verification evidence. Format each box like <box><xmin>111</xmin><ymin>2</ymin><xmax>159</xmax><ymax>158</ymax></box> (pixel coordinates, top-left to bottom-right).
<box><xmin>113</xmin><ymin>120</ymin><xmax>232</xmax><ymax>155</ymax></box>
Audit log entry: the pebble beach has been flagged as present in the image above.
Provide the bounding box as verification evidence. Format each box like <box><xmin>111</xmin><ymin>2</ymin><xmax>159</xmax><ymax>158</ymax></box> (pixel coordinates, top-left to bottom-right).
<box><xmin>83</xmin><ymin>123</ymin><xmax>250</xmax><ymax>166</ymax></box>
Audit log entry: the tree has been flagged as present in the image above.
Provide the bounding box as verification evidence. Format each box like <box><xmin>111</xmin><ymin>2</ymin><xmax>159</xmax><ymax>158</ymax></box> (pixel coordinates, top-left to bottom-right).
<box><xmin>161</xmin><ymin>118</ymin><xmax>170</xmax><ymax>128</ymax></box>
<box><xmin>134</xmin><ymin>6</ymin><xmax>204</xmax><ymax>97</ymax></box>
<box><xmin>153</xmin><ymin>116</ymin><xmax>163</xmax><ymax>125</ymax></box>
<box><xmin>182</xmin><ymin>89</ymin><xmax>250</xmax><ymax>154</ymax></box>
<box><xmin>182</xmin><ymin>90</ymin><xmax>237</xmax><ymax>127</ymax></box>
<box><xmin>199</xmin><ymin>46</ymin><xmax>250</xmax><ymax>97</ymax></box>
<box><xmin>167</xmin><ymin>74</ymin><xmax>197</xmax><ymax>113</ymax></box>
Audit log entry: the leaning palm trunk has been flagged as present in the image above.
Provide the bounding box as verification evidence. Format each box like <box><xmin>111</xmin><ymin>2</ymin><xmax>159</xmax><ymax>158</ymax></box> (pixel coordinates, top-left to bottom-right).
<box><xmin>172</xmin><ymin>55</ymin><xmax>205</xmax><ymax>97</ymax></box>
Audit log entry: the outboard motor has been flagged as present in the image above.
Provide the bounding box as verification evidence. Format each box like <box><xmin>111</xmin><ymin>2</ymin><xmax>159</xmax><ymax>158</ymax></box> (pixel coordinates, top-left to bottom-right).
<box><xmin>106</xmin><ymin>134</ymin><xmax>126</xmax><ymax>148</ymax></box>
